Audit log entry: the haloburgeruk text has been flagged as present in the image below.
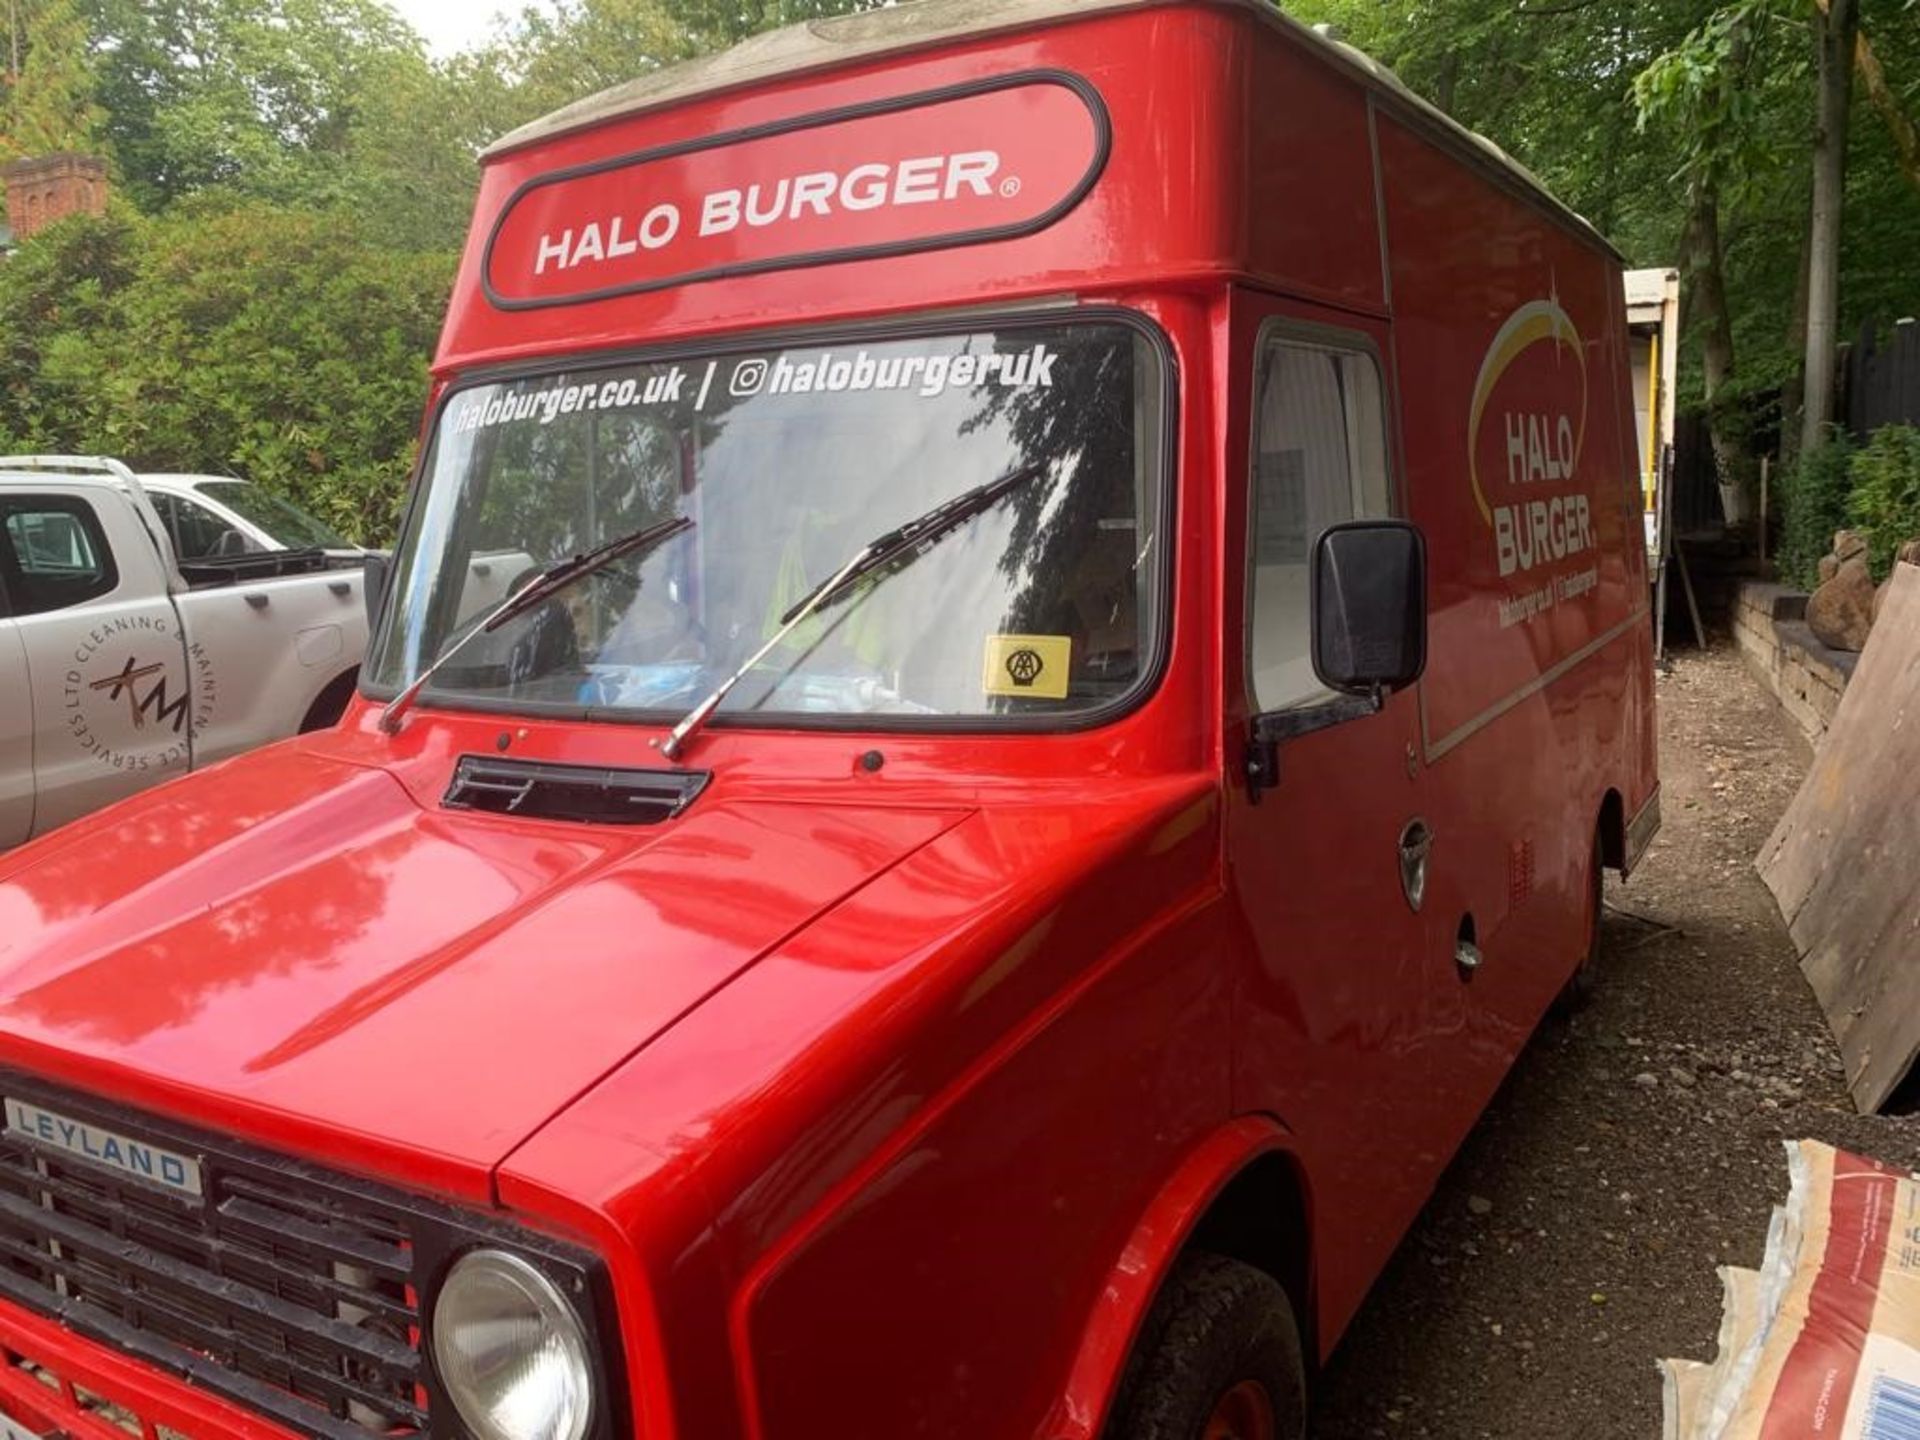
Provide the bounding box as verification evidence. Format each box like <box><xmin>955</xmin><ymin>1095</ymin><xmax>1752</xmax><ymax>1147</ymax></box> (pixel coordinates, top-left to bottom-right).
<box><xmin>451</xmin><ymin>343</ymin><xmax>1058</xmax><ymax>434</ymax></box>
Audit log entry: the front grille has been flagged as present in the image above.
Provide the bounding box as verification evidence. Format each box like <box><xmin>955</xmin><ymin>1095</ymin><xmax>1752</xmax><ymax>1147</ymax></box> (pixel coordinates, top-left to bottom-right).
<box><xmin>0</xmin><ymin>1078</ymin><xmax>428</xmax><ymax>1440</ymax></box>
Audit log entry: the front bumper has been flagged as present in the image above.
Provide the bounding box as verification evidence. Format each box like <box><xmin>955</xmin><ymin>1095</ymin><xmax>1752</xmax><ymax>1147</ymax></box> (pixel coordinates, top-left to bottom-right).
<box><xmin>0</xmin><ymin>1295</ymin><xmax>298</xmax><ymax>1440</ymax></box>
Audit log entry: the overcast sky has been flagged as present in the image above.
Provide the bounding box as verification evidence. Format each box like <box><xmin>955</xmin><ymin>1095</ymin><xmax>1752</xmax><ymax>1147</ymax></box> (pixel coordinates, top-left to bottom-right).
<box><xmin>387</xmin><ymin>0</ymin><xmax>515</xmax><ymax>55</ymax></box>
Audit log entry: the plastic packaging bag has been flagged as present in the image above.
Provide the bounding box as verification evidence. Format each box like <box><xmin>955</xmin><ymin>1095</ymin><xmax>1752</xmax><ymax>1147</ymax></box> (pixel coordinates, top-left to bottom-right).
<box><xmin>1661</xmin><ymin>1140</ymin><xmax>1920</xmax><ymax>1439</ymax></box>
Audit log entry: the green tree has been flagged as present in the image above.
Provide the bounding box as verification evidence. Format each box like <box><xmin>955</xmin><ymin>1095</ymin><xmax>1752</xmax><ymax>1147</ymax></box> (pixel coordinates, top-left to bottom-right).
<box><xmin>1633</xmin><ymin>2</ymin><xmax>1800</xmax><ymax>485</ymax></box>
<box><xmin>1846</xmin><ymin>424</ymin><xmax>1920</xmax><ymax>576</ymax></box>
<box><xmin>0</xmin><ymin>208</ymin><xmax>136</xmax><ymax>436</ymax></box>
<box><xmin>0</xmin><ymin>204</ymin><xmax>451</xmax><ymax>543</ymax></box>
<box><xmin>1</xmin><ymin>0</ymin><xmax>103</xmax><ymax>159</ymax></box>
<box><xmin>1802</xmin><ymin>0</ymin><xmax>1861</xmax><ymax>453</ymax></box>
<box><xmin>79</xmin><ymin>0</ymin><xmax>428</xmax><ymax>209</ymax></box>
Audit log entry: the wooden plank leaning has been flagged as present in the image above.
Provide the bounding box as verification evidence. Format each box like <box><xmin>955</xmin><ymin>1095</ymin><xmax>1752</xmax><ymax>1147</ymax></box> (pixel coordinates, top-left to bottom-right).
<box><xmin>1758</xmin><ymin>560</ymin><xmax>1920</xmax><ymax>1111</ymax></box>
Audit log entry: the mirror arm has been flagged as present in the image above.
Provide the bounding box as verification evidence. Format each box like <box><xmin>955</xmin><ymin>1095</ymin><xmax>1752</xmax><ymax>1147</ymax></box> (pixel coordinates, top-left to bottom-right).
<box><xmin>1244</xmin><ymin>691</ymin><xmax>1384</xmax><ymax>801</ymax></box>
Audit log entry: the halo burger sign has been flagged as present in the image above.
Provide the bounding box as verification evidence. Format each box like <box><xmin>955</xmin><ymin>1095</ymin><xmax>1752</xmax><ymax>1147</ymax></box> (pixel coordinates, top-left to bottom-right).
<box><xmin>1467</xmin><ymin>295</ymin><xmax>1601</xmax><ymax>626</ymax></box>
<box><xmin>484</xmin><ymin>74</ymin><xmax>1110</xmax><ymax>308</ymax></box>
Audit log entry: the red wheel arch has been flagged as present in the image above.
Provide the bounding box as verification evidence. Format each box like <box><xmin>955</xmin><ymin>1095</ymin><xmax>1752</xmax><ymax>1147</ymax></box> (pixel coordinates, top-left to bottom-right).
<box><xmin>1037</xmin><ymin>1115</ymin><xmax>1305</xmax><ymax>1440</ymax></box>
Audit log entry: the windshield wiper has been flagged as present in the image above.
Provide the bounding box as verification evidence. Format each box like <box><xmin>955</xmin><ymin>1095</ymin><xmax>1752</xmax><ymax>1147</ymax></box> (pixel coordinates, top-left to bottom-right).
<box><xmin>659</xmin><ymin>462</ymin><xmax>1044</xmax><ymax>761</ymax></box>
<box><xmin>379</xmin><ymin>513</ymin><xmax>693</xmax><ymax>735</ymax></box>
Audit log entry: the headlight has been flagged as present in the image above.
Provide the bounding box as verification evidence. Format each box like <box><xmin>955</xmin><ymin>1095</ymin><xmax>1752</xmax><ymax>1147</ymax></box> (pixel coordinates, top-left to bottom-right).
<box><xmin>431</xmin><ymin>1249</ymin><xmax>595</xmax><ymax>1440</ymax></box>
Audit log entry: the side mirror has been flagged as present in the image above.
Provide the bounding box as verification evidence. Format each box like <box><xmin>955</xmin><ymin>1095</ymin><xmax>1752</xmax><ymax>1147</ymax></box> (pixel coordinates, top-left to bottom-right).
<box><xmin>1245</xmin><ymin>519</ymin><xmax>1428</xmax><ymax>799</ymax></box>
<box><xmin>1311</xmin><ymin>520</ymin><xmax>1427</xmax><ymax>696</ymax></box>
<box><xmin>363</xmin><ymin>551</ymin><xmax>391</xmax><ymax>632</ymax></box>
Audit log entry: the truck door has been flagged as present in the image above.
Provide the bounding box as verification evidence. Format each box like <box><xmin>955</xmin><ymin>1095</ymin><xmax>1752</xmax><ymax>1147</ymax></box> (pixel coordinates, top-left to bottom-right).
<box><xmin>1222</xmin><ymin>296</ymin><xmax>1450</xmax><ymax>1330</ymax></box>
<box><xmin>0</xmin><ymin>571</ymin><xmax>31</xmax><ymax>848</ymax></box>
<box><xmin>0</xmin><ymin>488</ymin><xmax>193</xmax><ymax>837</ymax></box>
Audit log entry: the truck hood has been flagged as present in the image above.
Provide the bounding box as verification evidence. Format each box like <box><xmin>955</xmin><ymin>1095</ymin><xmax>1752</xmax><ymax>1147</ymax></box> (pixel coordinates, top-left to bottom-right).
<box><xmin>0</xmin><ymin>747</ymin><xmax>965</xmax><ymax>1197</ymax></box>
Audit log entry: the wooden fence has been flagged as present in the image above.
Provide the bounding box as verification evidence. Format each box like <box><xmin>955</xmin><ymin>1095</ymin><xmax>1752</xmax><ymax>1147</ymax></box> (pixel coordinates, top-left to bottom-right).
<box><xmin>1846</xmin><ymin>317</ymin><xmax>1920</xmax><ymax>439</ymax></box>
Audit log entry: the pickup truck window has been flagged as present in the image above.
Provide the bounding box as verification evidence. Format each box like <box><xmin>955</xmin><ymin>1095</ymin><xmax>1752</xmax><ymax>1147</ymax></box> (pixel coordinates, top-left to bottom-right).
<box><xmin>0</xmin><ymin>495</ymin><xmax>118</xmax><ymax>615</ymax></box>
<box><xmin>198</xmin><ymin>481</ymin><xmax>349</xmax><ymax>552</ymax></box>
<box><xmin>1247</xmin><ymin>335</ymin><xmax>1392</xmax><ymax>711</ymax></box>
<box><xmin>150</xmin><ymin>491</ymin><xmax>255</xmax><ymax>562</ymax></box>
<box><xmin>370</xmin><ymin>320</ymin><xmax>1168</xmax><ymax>725</ymax></box>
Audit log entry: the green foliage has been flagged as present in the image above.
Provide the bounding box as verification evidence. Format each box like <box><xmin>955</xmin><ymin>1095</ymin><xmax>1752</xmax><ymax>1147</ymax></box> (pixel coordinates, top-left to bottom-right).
<box><xmin>0</xmin><ymin>206</ymin><xmax>451</xmax><ymax>544</ymax></box>
<box><xmin>1847</xmin><ymin>425</ymin><xmax>1920</xmax><ymax>577</ymax></box>
<box><xmin>1632</xmin><ymin>2</ymin><xmax>1804</xmax><ymax>193</ymax></box>
<box><xmin>79</xmin><ymin>0</ymin><xmax>435</xmax><ymax>210</ymax></box>
<box><xmin>1775</xmin><ymin>429</ymin><xmax>1857</xmax><ymax>591</ymax></box>
<box><xmin>0</xmin><ymin>0</ymin><xmax>103</xmax><ymax>160</ymax></box>
<box><xmin>0</xmin><ymin>209</ymin><xmax>137</xmax><ymax>431</ymax></box>
<box><xmin>1777</xmin><ymin>425</ymin><xmax>1920</xmax><ymax>590</ymax></box>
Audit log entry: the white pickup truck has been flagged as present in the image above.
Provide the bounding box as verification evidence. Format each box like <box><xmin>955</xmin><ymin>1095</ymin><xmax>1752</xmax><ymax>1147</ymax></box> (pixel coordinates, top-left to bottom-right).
<box><xmin>0</xmin><ymin>456</ymin><xmax>368</xmax><ymax>845</ymax></box>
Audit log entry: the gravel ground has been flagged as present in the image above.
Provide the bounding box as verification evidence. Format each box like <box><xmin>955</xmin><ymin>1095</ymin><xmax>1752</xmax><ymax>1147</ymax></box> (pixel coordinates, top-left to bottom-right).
<box><xmin>1310</xmin><ymin>645</ymin><xmax>1920</xmax><ymax>1439</ymax></box>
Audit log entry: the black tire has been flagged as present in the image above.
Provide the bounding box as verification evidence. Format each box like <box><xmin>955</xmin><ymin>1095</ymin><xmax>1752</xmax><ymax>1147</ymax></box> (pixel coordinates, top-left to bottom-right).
<box><xmin>1105</xmin><ymin>1251</ymin><xmax>1306</xmax><ymax>1440</ymax></box>
<box><xmin>1554</xmin><ymin>826</ymin><xmax>1607</xmax><ymax>1013</ymax></box>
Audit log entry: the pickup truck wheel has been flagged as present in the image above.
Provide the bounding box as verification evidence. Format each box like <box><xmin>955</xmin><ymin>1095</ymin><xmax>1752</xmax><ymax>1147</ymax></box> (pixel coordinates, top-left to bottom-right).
<box><xmin>1106</xmin><ymin>1252</ymin><xmax>1305</xmax><ymax>1440</ymax></box>
<box><xmin>1554</xmin><ymin>826</ymin><xmax>1606</xmax><ymax>1013</ymax></box>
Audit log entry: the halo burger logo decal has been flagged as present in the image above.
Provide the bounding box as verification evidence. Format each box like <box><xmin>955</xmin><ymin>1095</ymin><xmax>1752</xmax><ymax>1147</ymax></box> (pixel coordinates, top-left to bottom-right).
<box><xmin>1467</xmin><ymin>297</ymin><xmax>1600</xmax><ymax>627</ymax></box>
<box><xmin>484</xmin><ymin>73</ymin><xmax>1110</xmax><ymax>310</ymax></box>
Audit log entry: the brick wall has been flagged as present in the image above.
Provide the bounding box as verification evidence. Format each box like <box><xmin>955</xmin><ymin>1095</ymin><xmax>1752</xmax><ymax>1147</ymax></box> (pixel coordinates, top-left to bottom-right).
<box><xmin>1</xmin><ymin>154</ymin><xmax>109</xmax><ymax>243</ymax></box>
<box><xmin>1733</xmin><ymin>581</ymin><xmax>1856</xmax><ymax>743</ymax></box>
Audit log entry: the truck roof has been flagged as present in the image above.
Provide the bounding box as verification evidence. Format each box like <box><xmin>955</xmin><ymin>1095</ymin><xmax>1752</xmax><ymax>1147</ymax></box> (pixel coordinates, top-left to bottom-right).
<box><xmin>0</xmin><ymin>468</ymin><xmax>129</xmax><ymax>489</ymax></box>
<box><xmin>482</xmin><ymin>0</ymin><xmax>1614</xmax><ymax>257</ymax></box>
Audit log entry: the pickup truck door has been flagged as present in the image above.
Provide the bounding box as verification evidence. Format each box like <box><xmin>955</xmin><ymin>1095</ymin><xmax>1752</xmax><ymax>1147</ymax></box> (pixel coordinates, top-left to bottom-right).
<box><xmin>171</xmin><ymin>568</ymin><xmax>364</xmax><ymax>765</ymax></box>
<box><xmin>0</xmin><ymin>572</ymin><xmax>31</xmax><ymax>848</ymax></box>
<box><xmin>1222</xmin><ymin>292</ymin><xmax>1452</xmax><ymax>1342</ymax></box>
<box><xmin>0</xmin><ymin>487</ymin><xmax>194</xmax><ymax>837</ymax></box>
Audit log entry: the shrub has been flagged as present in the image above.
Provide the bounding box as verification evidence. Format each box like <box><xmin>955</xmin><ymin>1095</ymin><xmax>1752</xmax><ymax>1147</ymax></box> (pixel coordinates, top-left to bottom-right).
<box><xmin>0</xmin><ymin>212</ymin><xmax>141</xmax><ymax>449</ymax></box>
<box><xmin>0</xmin><ymin>203</ymin><xmax>454</xmax><ymax>546</ymax></box>
<box><xmin>1774</xmin><ymin>428</ymin><xmax>1855</xmax><ymax>591</ymax></box>
<box><xmin>1846</xmin><ymin>425</ymin><xmax>1920</xmax><ymax>579</ymax></box>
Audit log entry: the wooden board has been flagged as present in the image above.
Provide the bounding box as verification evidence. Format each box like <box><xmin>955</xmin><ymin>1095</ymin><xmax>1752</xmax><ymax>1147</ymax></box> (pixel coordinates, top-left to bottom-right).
<box><xmin>1759</xmin><ymin>562</ymin><xmax>1920</xmax><ymax>1112</ymax></box>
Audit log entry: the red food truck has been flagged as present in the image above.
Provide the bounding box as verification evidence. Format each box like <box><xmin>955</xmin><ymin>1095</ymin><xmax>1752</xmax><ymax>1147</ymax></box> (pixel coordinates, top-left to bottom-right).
<box><xmin>0</xmin><ymin>2</ymin><xmax>1659</xmax><ymax>1438</ymax></box>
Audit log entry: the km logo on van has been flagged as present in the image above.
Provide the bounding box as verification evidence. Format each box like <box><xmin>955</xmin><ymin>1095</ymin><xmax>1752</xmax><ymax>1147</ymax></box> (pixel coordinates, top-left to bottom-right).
<box><xmin>90</xmin><ymin>655</ymin><xmax>190</xmax><ymax>732</ymax></box>
<box><xmin>62</xmin><ymin>616</ymin><xmax>218</xmax><ymax>773</ymax></box>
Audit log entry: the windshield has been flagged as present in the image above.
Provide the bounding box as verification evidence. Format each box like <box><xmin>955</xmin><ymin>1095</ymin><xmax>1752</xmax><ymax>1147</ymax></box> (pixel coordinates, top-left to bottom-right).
<box><xmin>201</xmin><ymin>481</ymin><xmax>352</xmax><ymax>550</ymax></box>
<box><xmin>367</xmin><ymin>319</ymin><xmax>1167</xmax><ymax>726</ymax></box>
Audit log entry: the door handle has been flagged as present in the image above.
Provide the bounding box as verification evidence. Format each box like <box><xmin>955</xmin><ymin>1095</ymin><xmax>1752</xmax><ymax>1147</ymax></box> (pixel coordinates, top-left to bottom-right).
<box><xmin>244</xmin><ymin>592</ymin><xmax>270</xmax><ymax>610</ymax></box>
<box><xmin>1398</xmin><ymin>819</ymin><xmax>1433</xmax><ymax>912</ymax></box>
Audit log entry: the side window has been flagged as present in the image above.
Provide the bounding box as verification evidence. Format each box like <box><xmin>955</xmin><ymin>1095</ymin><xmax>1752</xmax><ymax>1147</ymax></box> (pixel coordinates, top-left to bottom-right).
<box><xmin>154</xmin><ymin>492</ymin><xmax>252</xmax><ymax>560</ymax></box>
<box><xmin>0</xmin><ymin>497</ymin><xmax>119</xmax><ymax>615</ymax></box>
<box><xmin>1247</xmin><ymin>334</ymin><xmax>1392</xmax><ymax>711</ymax></box>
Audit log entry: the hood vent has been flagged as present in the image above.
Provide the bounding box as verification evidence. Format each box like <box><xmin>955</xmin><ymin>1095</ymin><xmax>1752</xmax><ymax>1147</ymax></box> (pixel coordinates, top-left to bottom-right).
<box><xmin>443</xmin><ymin>755</ymin><xmax>709</xmax><ymax>825</ymax></box>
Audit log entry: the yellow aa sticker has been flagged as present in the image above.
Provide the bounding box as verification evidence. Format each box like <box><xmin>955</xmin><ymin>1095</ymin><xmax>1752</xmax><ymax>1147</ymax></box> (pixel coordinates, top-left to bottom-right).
<box><xmin>982</xmin><ymin>634</ymin><xmax>1072</xmax><ymax>700</ymax></box>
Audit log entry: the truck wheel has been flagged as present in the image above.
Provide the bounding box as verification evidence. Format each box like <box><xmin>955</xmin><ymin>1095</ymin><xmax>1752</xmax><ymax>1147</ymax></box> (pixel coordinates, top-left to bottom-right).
<box><xmin>1106</xmin><ymin>1252</ymin><xmax>1306</xmax><ymax>1440</ymax></box>
<box><xmin>1554</xmin><ymin>826</ymin><xmax>1606</xmax><ymax>1013</ymax></box>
